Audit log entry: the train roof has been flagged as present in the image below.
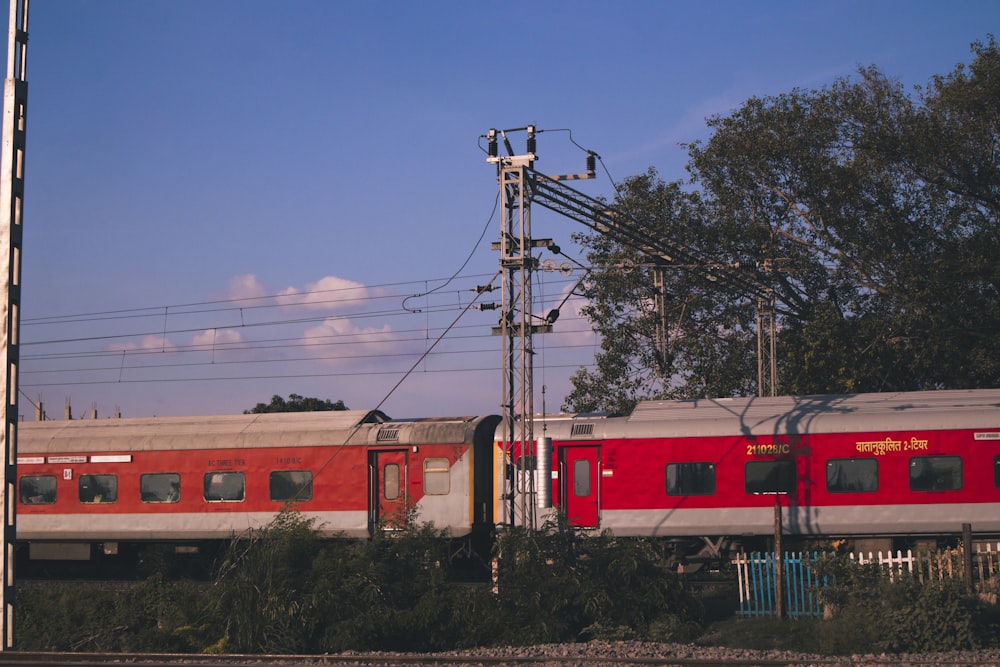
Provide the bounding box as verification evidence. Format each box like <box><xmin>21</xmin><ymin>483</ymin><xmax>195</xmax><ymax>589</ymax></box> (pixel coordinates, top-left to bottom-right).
<box><xmin>529</xmin><ymin>388</ymin><xmax>1000</xmax><ymax>440</ymax></box>
<box><xmin>18</xmin><ymin>410</ymin><xmax>499</xmax><ymax>454</ymax></box>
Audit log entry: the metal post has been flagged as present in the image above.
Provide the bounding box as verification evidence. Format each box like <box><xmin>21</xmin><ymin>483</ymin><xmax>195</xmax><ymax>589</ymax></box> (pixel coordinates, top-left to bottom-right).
<box><xmin>496</xmin><ymin>161</ymin><xmax>536</xmax><ymax>529</ymax></box>
<box><xmin>1</xmin><ymin>0</ymin><xmax>28</xmax><ymax>650</ymax></box>
<box><xmin>757</xmin><ymin>293</ymin><xmax>776</xmax><ymax>397</ymax></box>
<box><xmin>962</xmin><ymin>523</ymin><xmax>973</xmax><ymax>596</ymax></box>
<box><xmin>774</xmin><ymin>499</ymin><xmax>784</xmax><ymax>618</ymax></box>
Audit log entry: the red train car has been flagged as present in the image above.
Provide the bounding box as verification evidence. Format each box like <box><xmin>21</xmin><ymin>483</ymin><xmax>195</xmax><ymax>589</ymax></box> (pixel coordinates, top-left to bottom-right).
<box><xmin>13</xmin><ymin>388</ymin><xmax>1000</xmax><ymax>572</ymax></box>
<box><xmin>498</xmin><ymin>389</ymin><xmax>1000</xmax><ymax>558</ymax></box>
<box><xmin>16</xmin><ymin>410</ymin><xmax>499</xmax><ymax>565</ymax></box>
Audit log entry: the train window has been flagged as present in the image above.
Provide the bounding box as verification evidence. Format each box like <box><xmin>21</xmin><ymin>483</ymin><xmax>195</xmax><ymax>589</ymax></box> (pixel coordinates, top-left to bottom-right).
<box><xmin>141</xmin><ymin>473</ymin><xmax>181</xmax><ymax>503</ymax></box>
<box><xmin>573</xmin><ymin>459</ymin><xmax>590</xmax><ymax>497</ymax></box>
<box><xmin>665</xmin><ymin>462</ymin><xmax>716</xmax><ymax>496</ymax></box>
<box><xmin>384</xmin><ymin>463</ymin><xmax>400</xmax><ymax>501</ymax></box>
<box><xmin>423</xmin><ymin>458</ymin><xmax>450</xmax><ymax>495</ymax></box>
<box><xmin>745</xmin><ymin>460</ymin><xmax>796</xmax><ymax>494</ymax></box>
<box><xmin>995</xmin><ymin>456</ymin><xmax>1000</xmax><ymax>489</ymax></box>
<box><xmin>19</xmin><ymin>475</ymin><xmax>56</xmax><ymax>504</ymax></box>
<box><xmin>270</xmin><ymin>471</ymin><xmax>313</xmax><ymax>502</ymax></box>
<box><xmin>909</xmin><ymin>456</ymin><xmax>962</xmax><ymax>492</ymax></box>
<box><xmin>79</xmin><ymin>474</ymin><xmax>118</xmax><ymax>504</ymax></box>
<box><xmin>826</xmin><ymin>459</ymin><xmax>878</xmax><ymax>493</ymax></box>
<box><xmin>204</xmin><ymin>472</ymin><xmax>245</xmax><ymax>502</ymax></box>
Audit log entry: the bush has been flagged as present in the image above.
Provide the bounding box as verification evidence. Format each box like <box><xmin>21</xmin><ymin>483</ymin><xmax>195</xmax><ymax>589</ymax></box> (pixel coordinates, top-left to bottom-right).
<box><xmin>15</xmin><ymin>577</ymin><xmax>215</xmax><ymax>652</ymax></box>
<box><xmin>490</xmin><ymin>521</ymin><xmax>703</xmax><ymax>646</ymax></box>
<box><xmin>811</xmin><ymin>554</ymin><xmax>1000</xmax><ymax>654</ymax></box>
<box><xmin>16</xmin><ymin>514</ymin><xmax>705</xmax><ymax>653</ymax></box>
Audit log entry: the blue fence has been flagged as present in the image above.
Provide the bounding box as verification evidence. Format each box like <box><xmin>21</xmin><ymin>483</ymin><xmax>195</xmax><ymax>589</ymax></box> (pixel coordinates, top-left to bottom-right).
<box><xmin>734</xmin><ymin>551</ymin><xmax>827</xmax><ymax>617</ymax></box>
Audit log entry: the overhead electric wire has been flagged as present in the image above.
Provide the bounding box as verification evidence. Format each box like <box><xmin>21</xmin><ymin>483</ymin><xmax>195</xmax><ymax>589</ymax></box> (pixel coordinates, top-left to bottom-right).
<box><xmin>23</xmin><ymin>318</ymin><xmax>597</xmax><ymax>363</ymax></box>
<box><xmin>21</xmin><ymin>131</ymin><xmax>609</xmax><ymax>405</ymax></box>
<box><xmin>19</xmin><ymin>265</ymin><xmax>593</xmax><ymax>400</ymax></box>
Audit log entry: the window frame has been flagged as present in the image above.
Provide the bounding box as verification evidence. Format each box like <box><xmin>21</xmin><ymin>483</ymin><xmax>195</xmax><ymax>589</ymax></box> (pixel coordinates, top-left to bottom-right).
<box><xmin>826</xmin><ymin>458</ymin><xmax>879</xmax><ymax>493</ymax></box>
<box><xmin>203</xmin><ymin>471</ymin><xmax>246</xmax><ymax>502</ymax></box>
<box><xmin>422</xmin><ymin>458</ymin><xmax>450</xmax><ymax>495</ymax></box>
<box><xmin>19</xmin><ymin>474</ymin><xmax>57</xmax><ymax>505</ymax></box>
<box><xmin>665</xmin><ymin>461</ymin><xmax>716</xmax><ymax>496</ymax></box>
<box><xmin>909</xmin><ymin>455</ymin><xmax>963</xmax><ymax>492</ymax></box>
<box><xmin>269</xmin><ymin>470</ymin><xmax>313</xmax><ymax>502</ymax></box>
<box><xmin>383</xmin><ymin>463</ymin><xmax>400</xmax><ymax>501</ymax></box>
<box><xmin>78</xmin><ymin>473</ymin><xmax>118</xmax><ymax>504</ymax></box>
<box><xmin>140</xmin><ymin>472</ymin><xmax>181</xmax><ymax>503</ymax></box>
<box><xmin>744</xmin><ymin>460</ymin><xmax>796</xmax><ymax>495</ymax></box>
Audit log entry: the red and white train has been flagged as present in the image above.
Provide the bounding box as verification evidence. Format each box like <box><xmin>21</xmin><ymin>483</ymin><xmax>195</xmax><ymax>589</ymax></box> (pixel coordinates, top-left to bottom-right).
<box><xmin>13</xmin><ymin>388</ymin><xmax>1000</xmax><ymax>568</ymax></box>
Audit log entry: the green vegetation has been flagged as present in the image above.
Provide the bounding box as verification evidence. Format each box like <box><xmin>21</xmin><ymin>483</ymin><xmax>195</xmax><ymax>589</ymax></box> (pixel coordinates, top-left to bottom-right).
<box><xmin>568</xmin><ymin>37</ymin><xmax>999</xmax><ymax>411</ymax></box>
<box><xmin>696</xmin><ymin>554</ymin><xmax>1000</xmax><ymax>655</ymax></box>
<box><xmin>14</xmin><ymin>514</ymin><xmax>1000</xmax><ymax>655</ymax></box>
<box><xmin>244</xmin><ymin>393</ymin><xmax>347</xmax><ymax>414</ymax></box>
<box><xmin>14</xmin><ymin>513</ymin><xmax>701</xmax><ymax>653</ymax></box>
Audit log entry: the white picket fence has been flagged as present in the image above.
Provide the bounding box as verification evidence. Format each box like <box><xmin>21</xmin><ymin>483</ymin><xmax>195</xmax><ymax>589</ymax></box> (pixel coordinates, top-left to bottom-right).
<box><xmin>851</xmin><ymin>542</ymin><xmax>1000</xmax><ymax>593</ymax></box>
<box><xmin>735</xmin><ymin>542</ymin><xmax>1000</xmax><ymax>617</ymax></box>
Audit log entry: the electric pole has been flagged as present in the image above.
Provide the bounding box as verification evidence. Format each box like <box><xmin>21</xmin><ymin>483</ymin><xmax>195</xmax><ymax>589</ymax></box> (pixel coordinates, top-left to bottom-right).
<box><xmin>1</xmin><ymin>0</ymin><xmax>28</xmax><ymax>650</ymax></box>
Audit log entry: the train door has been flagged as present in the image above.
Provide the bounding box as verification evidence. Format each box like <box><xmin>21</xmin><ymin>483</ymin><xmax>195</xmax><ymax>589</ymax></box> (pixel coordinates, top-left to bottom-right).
<box><xmin>369</xmin><ymin>449</ymin><xmax>409</xmax><ymax>533</ymax></box>
<box><xmin>559</xmin><ymin>445</ymin><xmax>600</xmax><ymax>528</ymax></box>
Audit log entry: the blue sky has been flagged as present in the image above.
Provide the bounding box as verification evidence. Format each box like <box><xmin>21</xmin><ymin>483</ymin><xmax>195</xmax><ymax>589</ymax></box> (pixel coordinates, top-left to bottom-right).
<box><xmin>9</xmin><ymin>1</ymin><xmax>998</xmax><ymax>420</ymax></box>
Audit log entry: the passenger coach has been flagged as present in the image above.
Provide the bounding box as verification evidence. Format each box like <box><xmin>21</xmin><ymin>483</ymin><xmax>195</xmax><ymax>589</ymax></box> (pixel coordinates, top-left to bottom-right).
<box><xmin>500</xmin><ymin>389</ymin><xmax>1000</xmax><ymax>558</ymax></box>
<box><xmin>17</xmin><ymin>410</ymin><xmax>499</xmax><ymax>563</ymax></box>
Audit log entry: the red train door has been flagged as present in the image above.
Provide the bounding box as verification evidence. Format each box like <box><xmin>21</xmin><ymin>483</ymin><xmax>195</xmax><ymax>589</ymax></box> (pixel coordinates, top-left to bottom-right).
<box><xmin>560</xmin><ymin>445</ymin><xmax>600</xmax><ymax>528</ymax></box>
<box><xmin>369</xmin><ymin>449</ymin><xmax>409</xmax><ymax>533</ymax></box>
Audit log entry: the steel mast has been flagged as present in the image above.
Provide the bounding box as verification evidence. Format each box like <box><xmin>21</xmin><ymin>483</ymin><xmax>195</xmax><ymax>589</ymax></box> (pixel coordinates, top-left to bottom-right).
<box><xmin>1</xmin><ymin>0</ymin><xmax>28</xmax><ymax>650</ymax></box>
<box><xmin>486</xmin><ymin>127</ymin><xmax>551</xmax><ymax>528</ymax></box>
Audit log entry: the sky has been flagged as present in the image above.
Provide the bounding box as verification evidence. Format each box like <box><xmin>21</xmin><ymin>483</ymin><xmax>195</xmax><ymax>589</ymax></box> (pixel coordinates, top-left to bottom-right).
<box><xmin>5</xmin><ymin>0</ymin><xmax>998</xmax><ymax>421</ymax></box>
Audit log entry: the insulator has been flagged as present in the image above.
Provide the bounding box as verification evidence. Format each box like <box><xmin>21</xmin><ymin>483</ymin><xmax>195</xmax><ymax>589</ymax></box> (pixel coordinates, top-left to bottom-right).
<box><xmin>587</xmin><ymin>151</ymin><xmax>596</xmax><ymax>174</ymax></box>
<box><xmin>487</xmin><ymin>129</ymin><xmax>498</xmax><ymax>158</ymax></box>
<box><xmin>535</xmin><ymin>437</ymin><xmax>552</xmax><ymax>509</ymax></box>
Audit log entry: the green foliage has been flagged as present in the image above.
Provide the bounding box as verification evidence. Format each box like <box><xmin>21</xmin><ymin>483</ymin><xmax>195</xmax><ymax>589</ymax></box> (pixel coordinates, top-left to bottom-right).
<box><xmin>809</xmin><ymin>553</ymin><xmax>1000</xmax><ymax>654</ymax></box>
<box><xmin>245</xmin><ymin>393</ymin><xmax>348</xmax><ymax>413</ymax></box>
<box><xmin>491</xmin><ymin>523</ymin><xmax>703</xmax><ymax>645</ymax></box>
<box><xmin>15</xmin><ymin>517</ymin><xmax>705</xmax><ymax>654</ymax></box>
<box><xmin>19</xmin><ymin>524</ymin><xmax>999</xmax><ymax>655</ymax></box>
<box><xmin>209</xmin><ymin>511</ymin><xmax>327</xmax><ymax>653</ymax></box>
<box><xmin>15</xmin><ymin>577</ymin><xmax>215</xmax><ymax>652</ymax></box>
<box><xmin>568</xmin><ymin>38</ymin><xmax>1000</xmax><ymax>409</ymax></box>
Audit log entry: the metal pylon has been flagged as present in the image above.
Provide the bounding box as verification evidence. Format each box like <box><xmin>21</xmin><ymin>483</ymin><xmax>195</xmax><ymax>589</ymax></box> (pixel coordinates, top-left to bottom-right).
<box><xmin>1</xmin><ymin>0</ymin><xmax>28</xmax><ymax>650</ymax></box>
<box><xmin>495</xmin><ymin>158</ymin><xmax>538</xmax><ymax>529</ymax></box>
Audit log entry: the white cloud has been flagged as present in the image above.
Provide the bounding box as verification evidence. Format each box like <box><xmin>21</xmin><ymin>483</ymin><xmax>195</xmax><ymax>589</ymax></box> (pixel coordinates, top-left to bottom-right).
<box><xmin>276</xmin><ymin>275</ymin><xmax>387</xmax><ymax>311</ymax></box>
<box><xmin>301</xmin><ymin>317</ymin><xmax>398</xmax><ymax>365</ymax></box>
<box><xmin>111</xmin><ymin>335</ymin><xmax>178</xmax><ymax>353</ymax></box>
<box><xmin>191</xmin><ymin>328</ymin><xmax>246</xmax><ymax>348</ymax></box>
<box><xmin>227</xmin><ymin>274</ymin><xmax>269</xmax><ymax>300</ymax></box>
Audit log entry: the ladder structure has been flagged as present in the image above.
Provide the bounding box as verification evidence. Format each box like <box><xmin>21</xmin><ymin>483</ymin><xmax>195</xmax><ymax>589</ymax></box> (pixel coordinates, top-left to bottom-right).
<box><xmin>486</xmin><ymin>128</ymin><xmax>552</xmax><ymax>529</ymax></box>
<box><xmin>0</xmin><ymin>0</ymin><xmax>28</xmax><ymax>650</ymax></box>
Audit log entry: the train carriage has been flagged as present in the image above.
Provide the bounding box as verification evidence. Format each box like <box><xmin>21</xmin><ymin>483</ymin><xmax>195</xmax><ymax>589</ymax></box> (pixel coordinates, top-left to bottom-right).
<box><xmin>12</xmin><ymin>387</ymin><xmax>1000</xmax><ymax>572</ymax></box>
<box><xmin>16</xmin><ymin>410</ymin><xmax>500</xmax><ymax>563</ymax></box>
<box><xmin>497</xmin><ymin>389</ymin><xmax>1000</xmax><ymax>556</ymax></box>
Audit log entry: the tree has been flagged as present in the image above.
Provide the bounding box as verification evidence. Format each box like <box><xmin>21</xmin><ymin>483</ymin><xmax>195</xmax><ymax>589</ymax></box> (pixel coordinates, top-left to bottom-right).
<box><xmin>566</xmin><ymin>38</ymin><xmax>999</xmax><ymax>412</ymax></box>
<box><xmin>565</xmin><ymin>173</ymin><xmax>759</xmax><ymax>413</ymax></box>
<box><xmin>245</xmin><ymin>393</ymin><xmax>348</xmax><ymax>414</ymax></box>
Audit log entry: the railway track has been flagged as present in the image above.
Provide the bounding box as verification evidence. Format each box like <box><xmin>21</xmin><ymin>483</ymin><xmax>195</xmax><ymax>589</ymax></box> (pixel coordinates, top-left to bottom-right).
<box><xmin>0</xmin><ymin>650</ymin><xmax>998</xmax><ymax>667</ymax></box>
<box><xmin>0</xmin><ymin>653</ymin><xmax>838</xmax><ymax>666</ymax></box>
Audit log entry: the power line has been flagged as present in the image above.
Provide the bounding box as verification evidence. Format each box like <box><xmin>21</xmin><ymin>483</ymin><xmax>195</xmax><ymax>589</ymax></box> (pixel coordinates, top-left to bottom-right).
<box><xmin>19</xmin><ymin>268</ymin><xmax>595</xmax><ymax>397</ymax></box>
